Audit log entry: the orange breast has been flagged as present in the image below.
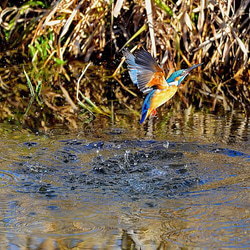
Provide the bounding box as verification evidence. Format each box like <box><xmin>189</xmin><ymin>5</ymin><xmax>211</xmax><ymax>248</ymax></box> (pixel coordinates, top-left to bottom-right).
<box><xmin>149</xmin><ymin>86</ymin><xmax>178</xmax><ymax>112</ymax></box>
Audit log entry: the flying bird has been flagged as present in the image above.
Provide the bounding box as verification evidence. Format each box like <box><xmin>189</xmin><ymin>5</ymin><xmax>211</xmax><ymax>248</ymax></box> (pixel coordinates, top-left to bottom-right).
<box><xmin>123</xmin><ymin>49</ymin><xmax>202</xmax><ymax>123</ymax></box>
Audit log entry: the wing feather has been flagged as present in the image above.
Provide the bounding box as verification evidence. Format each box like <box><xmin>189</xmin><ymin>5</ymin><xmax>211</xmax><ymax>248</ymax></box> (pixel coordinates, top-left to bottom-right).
<box><xmin>123</xmin><ymin>49</ymin><xmax>165</xmax><ymax>93</ymax></box>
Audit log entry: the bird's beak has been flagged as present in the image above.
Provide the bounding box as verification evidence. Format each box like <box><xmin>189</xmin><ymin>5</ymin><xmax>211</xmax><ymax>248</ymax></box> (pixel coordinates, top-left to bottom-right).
<box><xmin>183</xmin><ymin>62</ymin><xmax>203</xmax><ymax>75</ymax></box>
<box><xmin>175</xmin><ymin>63</ymin><xmax>203</xmax><ymax>86</ymax></box>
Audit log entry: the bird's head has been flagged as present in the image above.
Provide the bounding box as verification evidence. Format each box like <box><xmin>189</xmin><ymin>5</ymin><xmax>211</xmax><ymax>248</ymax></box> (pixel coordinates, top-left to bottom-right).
<box><xmin>166</xmin><ymin>63</ymin><xmax>203</xmax><ymax>86</ymax></box>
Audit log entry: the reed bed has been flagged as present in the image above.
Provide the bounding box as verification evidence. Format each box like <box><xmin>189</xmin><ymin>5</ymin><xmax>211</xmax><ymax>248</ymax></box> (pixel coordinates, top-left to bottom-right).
<box><xmin>0</xmin><ymin>0</ymin><xmax>249</xmax><ymax>128</ymax></box>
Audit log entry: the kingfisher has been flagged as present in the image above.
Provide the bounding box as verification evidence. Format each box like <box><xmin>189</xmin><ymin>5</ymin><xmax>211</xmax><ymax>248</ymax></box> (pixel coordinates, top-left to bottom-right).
<box><xmin>123</xmin><ymin>49</ymin><xmax>203</xmax><ymax>123</ymax></box>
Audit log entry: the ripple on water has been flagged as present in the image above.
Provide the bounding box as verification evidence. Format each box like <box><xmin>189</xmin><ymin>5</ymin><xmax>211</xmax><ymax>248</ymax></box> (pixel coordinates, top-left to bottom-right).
<box><xmin>157</xmin><ymin>182</ymin><xmax>250</xmax><ymax>248</ymax></box>
<box><xmin>0</xmin><ymin>136</ymin><xmax>249</xmax><ymax>248</ymax></box>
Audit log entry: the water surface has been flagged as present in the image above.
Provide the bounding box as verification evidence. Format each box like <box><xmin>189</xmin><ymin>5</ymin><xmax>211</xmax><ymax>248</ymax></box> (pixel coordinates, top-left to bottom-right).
<box><xmin>0</xmin><ymin>110</ymin><xmax>249</xmax><ymax>249</ymax></box>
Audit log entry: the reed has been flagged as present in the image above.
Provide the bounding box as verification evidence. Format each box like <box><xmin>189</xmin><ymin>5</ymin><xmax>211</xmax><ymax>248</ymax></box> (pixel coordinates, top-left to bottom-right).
<box><xmin>1</xmin><ymin>0</ymin><xmax>248</xmax><ymax>70</ymax></box>
<box><xmin>0</xmin><ymin>0</ymin><xmax>249</xmax><ymax>128</ymax></box>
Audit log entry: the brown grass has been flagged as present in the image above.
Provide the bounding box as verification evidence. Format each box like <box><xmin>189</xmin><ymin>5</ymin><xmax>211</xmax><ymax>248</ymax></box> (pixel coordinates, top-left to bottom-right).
<box><xmin>1</xmin><ymin>0</ymin><xmax>248</xmax><ymax>70</ymax></box>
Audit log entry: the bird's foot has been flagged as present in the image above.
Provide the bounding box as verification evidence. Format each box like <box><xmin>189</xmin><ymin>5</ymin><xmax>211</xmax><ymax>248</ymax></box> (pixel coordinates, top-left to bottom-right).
<box><xmin>152</xmin><ymin>109</ymin><xmax>157</xmax><ymax>117</ymax></box>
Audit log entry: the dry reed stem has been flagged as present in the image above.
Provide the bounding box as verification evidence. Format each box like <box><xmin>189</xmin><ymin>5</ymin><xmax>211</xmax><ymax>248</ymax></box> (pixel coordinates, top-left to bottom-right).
<box><xmin>0</xmin><ymin>0</ymin><xmax>249</xmax><ymax>127</ymax></box>
<box><xmin>1</xmin><ymin>0</ymin><xmax>248</xmax><ymax>72</ymax></box>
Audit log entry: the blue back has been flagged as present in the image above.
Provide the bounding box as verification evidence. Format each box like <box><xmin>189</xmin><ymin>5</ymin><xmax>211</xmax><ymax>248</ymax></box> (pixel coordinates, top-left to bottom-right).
<box><xmin>140</xmin><ymin>90</ymin><xmax>156</xmax><ymax>123</ymax></box>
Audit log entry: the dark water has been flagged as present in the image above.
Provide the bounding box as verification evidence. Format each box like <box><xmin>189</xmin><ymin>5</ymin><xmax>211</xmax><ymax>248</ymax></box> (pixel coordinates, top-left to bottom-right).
<box><xmin>0</xmin><ymin>110</ymin><xmax>250</xmax><ymax>249</ymax></box>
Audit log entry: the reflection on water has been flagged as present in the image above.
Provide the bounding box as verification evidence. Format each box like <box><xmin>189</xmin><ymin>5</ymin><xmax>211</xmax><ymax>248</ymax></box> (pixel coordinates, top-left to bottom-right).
<box><xmin>0</xmin><ymin>110</ymin><xmax>249</xmax><ymax>249</ymax></box>
<box><xmin>152</xmin><ymin>108</ymin><xmax>250</xmax><ymax>144</ymax></box>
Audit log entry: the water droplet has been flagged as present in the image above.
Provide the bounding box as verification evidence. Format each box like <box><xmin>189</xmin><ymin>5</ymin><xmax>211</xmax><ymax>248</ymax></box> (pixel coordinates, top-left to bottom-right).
<box><xmin>163</xmin><ymin>141</ymin><xmax>169</xmax><ymax>149</ymax></box>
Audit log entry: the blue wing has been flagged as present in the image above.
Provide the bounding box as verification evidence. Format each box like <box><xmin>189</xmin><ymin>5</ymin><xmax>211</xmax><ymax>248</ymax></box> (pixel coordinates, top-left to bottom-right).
<box><xmin>123</xmin><ymin>49</ymin><xmax>164</xmax><ymax>93</ymax></box>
